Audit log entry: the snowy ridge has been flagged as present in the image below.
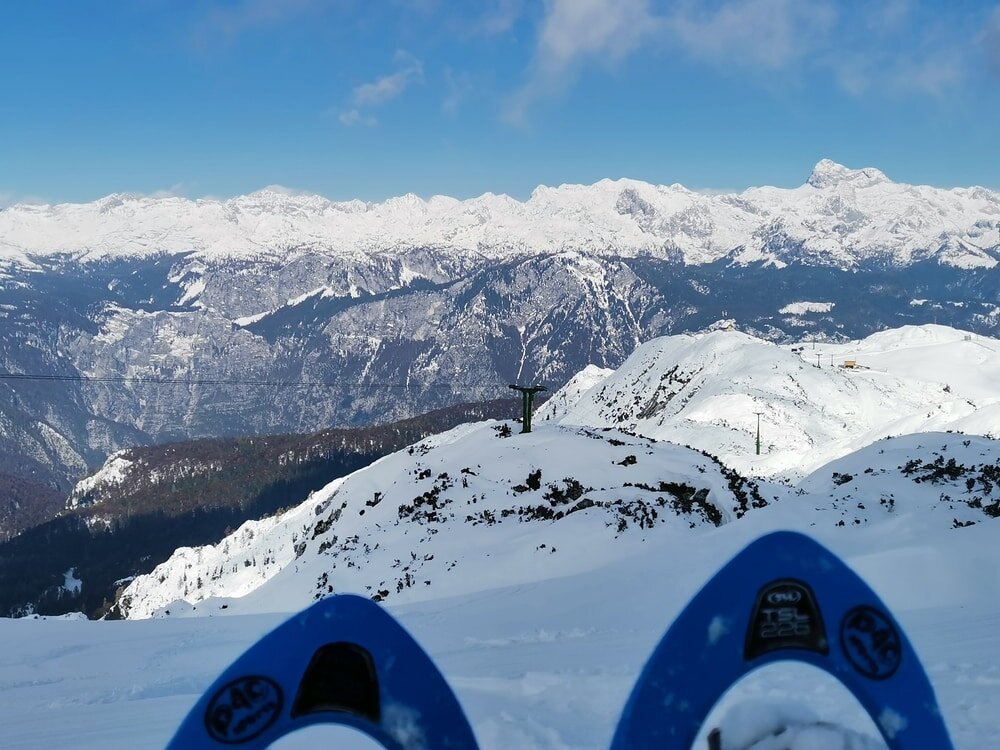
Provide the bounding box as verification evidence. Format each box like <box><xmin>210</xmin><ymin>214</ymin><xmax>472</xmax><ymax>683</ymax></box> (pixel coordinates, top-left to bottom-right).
<box><xmin>534</xmin><ymin>364</ymin><xmax>613</xmax><ymax>422</ymax></box>
<box><xmin>2</xmin><ymin>161</ymin><xmax>998</xmax><ymax>268</ymax></box>
<box><xmin>550</xmin><ymin>325</ymin><xmax>1000</xmax><ymax>478</ymax></box>
<box><xmin>66</xmin><ymin>451</ymin><xmax>134</xmax><ymax>509</ymax></box>
<box><xmin>118</xmin><ymin>422</ymin><xmax>767</xmax><ymax>619</ymax></box>
<box><xmin>118</xmin><ymin>425</ymin><xmax>1000</xmax><ymax>623</ymax></box>
<box><xmin>122</xmin><ymin>482</ymin><xmax>343</xmax><ymax>613</ymax></box>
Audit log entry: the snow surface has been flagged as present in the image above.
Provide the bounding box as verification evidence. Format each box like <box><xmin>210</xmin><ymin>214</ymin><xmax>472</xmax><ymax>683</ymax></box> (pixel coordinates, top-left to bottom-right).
<box><xmin>549</xmin><ymin>324</ymin><xmax>1000</xmax><ymax>478</ymax></box>
<box><xmin>1</xmin><ymin>161</ymin><xmax>997</xmax><ymax>269</ymax></box>
<box><xmin>118</xmin><ymin>423</ymin><xmax>759</xmax><ymax>619</ymax></box>
<box><xmin>2</xmin><ymin>442</ymin><xmax>999</xmax><ymax>747</ymax></box>
<box><xmin>779</xmin><ymin>301</ymin><xmax>835</xmax><ymax>315</ymax></box>
<box><xmin>713</xmin><ymin>699</ymin><xmax>882</xmax><ymax>750</ymax></box>
<box><xmin>62</xmin><ymin>568</ymin><xmax>82</xmax><ymax>596</ymax></box>
<box><xmin>51</xmin><ymin>426</ymin><xmax>992</xmax><ymax>748</ymax></box>
<box><xmin>535</xmin><ymin>364</ymin><xmax>613</xmax><ymax>422</ymax></box>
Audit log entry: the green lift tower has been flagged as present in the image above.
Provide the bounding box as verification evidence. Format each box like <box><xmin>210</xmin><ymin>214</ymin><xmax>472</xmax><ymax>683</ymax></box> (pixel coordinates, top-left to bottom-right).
<box><xmin>508</xmin><ymin>384</ymin><xmax>547</xmax><ymax>434</ymax></box>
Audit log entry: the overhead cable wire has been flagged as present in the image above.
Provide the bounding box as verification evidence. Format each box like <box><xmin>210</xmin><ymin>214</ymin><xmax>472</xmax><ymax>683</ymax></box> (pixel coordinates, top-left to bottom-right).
<box><xmin>0</xmin><ymin>371</ymin><xmax>502</xmax><ymax>391</ymax></box>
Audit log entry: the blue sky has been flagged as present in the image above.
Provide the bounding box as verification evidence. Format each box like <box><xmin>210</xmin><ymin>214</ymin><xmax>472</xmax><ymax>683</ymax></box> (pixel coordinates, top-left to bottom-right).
<box><xmin>1</xmin><ymin>0</ymin><xmax>998</xmax><ymax>204</ymax></box>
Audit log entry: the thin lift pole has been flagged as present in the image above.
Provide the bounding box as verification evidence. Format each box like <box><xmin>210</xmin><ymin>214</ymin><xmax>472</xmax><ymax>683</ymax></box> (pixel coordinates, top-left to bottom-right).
<box><xmin>508</xmin><ymin>384</ymin><xmax>547</xmax><ymax>433</ymax></box>
<box><xmin>753</xmin><ymin>411</ymin><xmax>764</xmax><ymax>455</ymax></box>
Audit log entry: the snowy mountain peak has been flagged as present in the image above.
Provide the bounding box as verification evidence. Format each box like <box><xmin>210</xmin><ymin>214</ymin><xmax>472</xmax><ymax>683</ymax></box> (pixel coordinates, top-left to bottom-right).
<box><xmin>807</xmin><ymin>159</ymin><xmax>890</xmax><ymax>190</ymax></box>
<box><xmin>548</xmin><ymin>324</ymin><xmax>1000</xmax><ymax>478</ymax></box>
<box><xmin>1</xmin><ymin>162</ymin><xmax>997</xmax><ymax>268</ymax></box>
<box><xmin>248</xmin><ymin>184</ymin><xmax>317</xmax><ymax>199</ymax></box>
<box><xmin>228</xmin><ymin>187</ymin><xmax>335</xmax><ymax>214</ymax></box>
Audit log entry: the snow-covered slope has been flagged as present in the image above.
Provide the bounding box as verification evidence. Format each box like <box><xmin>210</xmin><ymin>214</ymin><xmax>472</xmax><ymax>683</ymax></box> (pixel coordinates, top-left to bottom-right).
<box><xmin>815</xmin><ymin>325</ymin><xmax>1000</xmax><ymax>402</ymax></box>
<box><xmin>9</xmin><ymin>379</ymin><xmax>1000</xmax><ymax>748</ymax></box>
<box><xmin>66</xmin><ymin>451</ymin><xmax>135</xmax><ymax>509</ymax></box>
<box><xmin>549</xmin><ymin>325</ymin><xmax>1000</xmax><ymax>478</ymax></box>
<box><xmin>4</xmin><ymin>506</ymin><xmax>1000</xmax><ymax>748</ymax></box>
<box><xmin>117</xmin><ymin>421</ymin><xmax>768</xmax><ymax>619</ymax></box>
<box><xmin>58</xmin><ymin>429</ymin><xmax>1000</xmax><ymax>748</ymax></box>
<box><xmin>2</xmin><ymin>160</ymin><xmax>998</xmax><ymax>268</ymax></box>
<box><xmin>534</xmin><ymin>364</ymin><xmax>612</xmax><ymax>422</ymax></box>
<box><xmin>118</xmin><ymin>417</ymin><xmax>1000</xmax><ymax>626</ymax></box>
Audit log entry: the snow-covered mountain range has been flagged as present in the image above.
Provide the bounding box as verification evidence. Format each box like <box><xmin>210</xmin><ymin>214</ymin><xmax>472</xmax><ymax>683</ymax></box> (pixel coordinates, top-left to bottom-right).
<box><xmin>3</xmin><ymin>162</ymin><xmax>1000</xmax><ymax>746</ymax></box>
<box><xmin>2</xmin><ymin>160</ymin><xmax>999</xmax><ymax>269</ymax></box>
<box><xmin>115</xmin><ymin>324</ymin><xmax>1000</xmax><ymax>621</ymax></box>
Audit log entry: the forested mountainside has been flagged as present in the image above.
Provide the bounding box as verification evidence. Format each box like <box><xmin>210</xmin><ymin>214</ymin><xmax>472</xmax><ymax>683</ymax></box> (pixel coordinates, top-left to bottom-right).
<box><xmin>0</xmin><ymin>472</ymin><xmax>63</xmax><ymax>542</ymax></box>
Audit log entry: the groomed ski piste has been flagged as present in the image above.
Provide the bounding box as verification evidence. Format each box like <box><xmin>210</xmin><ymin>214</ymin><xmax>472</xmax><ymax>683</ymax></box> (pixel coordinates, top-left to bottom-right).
<box><xmin>2</xmin><ymin>325</ymin><xmax>1000</xmax><ymax>748</ymax></box>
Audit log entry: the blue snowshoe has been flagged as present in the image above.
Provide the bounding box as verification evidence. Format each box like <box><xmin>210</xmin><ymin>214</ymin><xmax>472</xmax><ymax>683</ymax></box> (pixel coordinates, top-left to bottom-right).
<box><xmin>168</xmin><ymin>594</ymin><xmax>478</xmax><ymax>749</ymax></box>
<box><xmin>611</xmin><ymin>531</ymin><xmax>954</xmax><ymax>749</ymax></box>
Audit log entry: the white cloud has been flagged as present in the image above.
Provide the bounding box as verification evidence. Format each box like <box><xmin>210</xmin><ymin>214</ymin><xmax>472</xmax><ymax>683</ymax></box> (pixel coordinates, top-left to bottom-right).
<box><xmin>0</xmin><ymin>192</ymin><xmax>48</xmax><ymax>208</ymax></box>
<box><xmin>506</xmin><ymin>0</ymin><xmax>841</xmax><ymax>124</ymax></box>
<box><xmin>195</xmin><ymin>0</ymin><xmax>324</xmax><ymax>45</ymax></box>
<box><xmin>984</xmin><ymin>6</ymin><xmax>1000</xmax><ymax>77</ymax></box>
<box><xmin>339</xmin><ymin>51</ymin><xmax>424</xmax><ymax>126</ymax></box>
<box><xmin>506</xmin><ymin>0</ymin><xmax>979</xmax><ymax>124</ymax></box>
<box><xmin>505</xmin><ymin>0</ymin><xmax>659</xmax><ymax>125</ymax></box>
<box><xmin>471</xmin><ymin>0</ymin><xmax>525</xmax><ymax>36</ymax></box>
<box><xmin>147</xmin><ymin>183</ymin><xmax>189</xmax><ymax>200</ymax></box>
<box><xmin>832</xmin><ymin>54</ymin><xmax>873</xmax><ymax>95</ymax></box>
<box><xmin>868</xmin><ymin>0</ymin><xmax>913</xmax><ymax>32</ymax></box>
<box><xmin>351</xmin><ymin>51</ymin><xmax>424</xmax><ymax>107</ymax></box>
<box><xmin>442</xmin><ymin>68</ymin><xmax>473</xmax><ymax>115</ymax></box>
<box><xmin>255</xmin><ymin>184</ymin><xmax>314</xmax><ymax>196</ymax></box>
<box><xmin>665</xmin><ymin>0</ymin><xmax>837</xmax><ymax>71</ymax></box>
<box><xmin>536</xmin><ymin>0</ymin><xmax>658</xmax><ymax>72</ymax></box>
<box><xmin>892</xmin><ymin>51</ymin><xmax>965</xmax><ymax>96</ymax></box>
<box><xmin>337</xmin><ymin>108</ymin><xmax>377</xmax><ymax>127</ymax></box>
